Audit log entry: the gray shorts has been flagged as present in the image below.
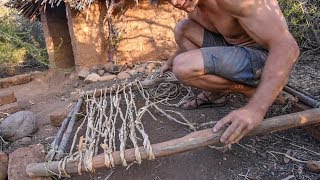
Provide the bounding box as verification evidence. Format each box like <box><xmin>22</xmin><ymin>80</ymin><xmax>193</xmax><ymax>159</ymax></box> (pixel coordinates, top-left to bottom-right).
<box><xmin>201</xmin><ymin>29</ymin><xmax>268</xmax><ymax>87</ymax></box>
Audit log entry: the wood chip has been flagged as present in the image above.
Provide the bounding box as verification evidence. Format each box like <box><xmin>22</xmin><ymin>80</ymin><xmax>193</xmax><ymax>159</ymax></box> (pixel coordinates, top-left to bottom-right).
<box><xmin>306</xmin><ymin>161</ymin><xmax>320</xmax><ymax>173</ymax></box>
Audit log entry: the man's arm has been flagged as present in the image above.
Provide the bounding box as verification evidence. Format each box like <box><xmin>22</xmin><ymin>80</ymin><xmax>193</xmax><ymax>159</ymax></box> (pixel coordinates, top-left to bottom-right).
<box><xmin>213</xmin><ymin>0</ymin><xmax>300</xmax><ymax>144</ymax></box>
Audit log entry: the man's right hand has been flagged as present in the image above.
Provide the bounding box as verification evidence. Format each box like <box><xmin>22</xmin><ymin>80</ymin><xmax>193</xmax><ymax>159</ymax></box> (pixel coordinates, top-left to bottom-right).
<box><xmin>160</xmin><ymin>50</ymin><xmax>182</xmax><ymax>76</ymax></box>
<box><xmin>159</xmin><ymin>62</ymin><xmax>171</xmax><ymax>76</ymax></box>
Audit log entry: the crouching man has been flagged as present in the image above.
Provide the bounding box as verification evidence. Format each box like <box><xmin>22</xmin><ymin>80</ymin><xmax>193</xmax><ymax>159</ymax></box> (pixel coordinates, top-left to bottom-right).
<box><xmin>160</xmin><ymin>0</ymin><xmax>300</xmax><ymax>144</ymax></box>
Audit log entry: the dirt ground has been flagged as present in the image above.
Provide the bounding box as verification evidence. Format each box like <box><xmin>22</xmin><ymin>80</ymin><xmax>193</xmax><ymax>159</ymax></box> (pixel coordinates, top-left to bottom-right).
<box><xmin>289</xmin><ymin>54</ymin><xmax>320</xmax><ymax>98</ymax></box>
<box><xmin>1</xmin><ymin>57</ymin><xmax>319</xmax><ymax>180</ymax></box>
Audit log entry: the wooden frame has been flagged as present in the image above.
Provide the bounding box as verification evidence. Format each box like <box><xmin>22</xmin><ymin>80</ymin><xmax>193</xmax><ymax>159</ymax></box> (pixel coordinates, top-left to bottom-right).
<box><xmin>27</xmin><ymin>108</ymin><xmax>320</xmax><ymax>177</ymax></box>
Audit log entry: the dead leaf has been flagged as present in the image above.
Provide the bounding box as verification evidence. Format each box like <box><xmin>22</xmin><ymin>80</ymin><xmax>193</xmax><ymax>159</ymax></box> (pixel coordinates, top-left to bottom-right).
<box><xmin>284</xmin><ymin>150</ymin><xmax>292</xmax><ymax>163</ymax></box>
<box><xmin>297</xmin><ymin>165</ymin><xmax>303</xmax><ymax>175</ymax></box>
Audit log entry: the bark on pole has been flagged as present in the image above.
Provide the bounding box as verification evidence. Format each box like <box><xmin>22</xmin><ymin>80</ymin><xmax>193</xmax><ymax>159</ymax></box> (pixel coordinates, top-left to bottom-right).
<box><xmin>55</xmin><ymin>97</ymin><xmax>84</xmax><ymax>160</ymax></box>
<box><xmin>284</xmin><ymin>85</ymin><xmax>318</xmax><ymax>108</ymax></box>
<box><xmin>26</xmin><ymin>108</ymin><xmax>320</xmax><ymax>177</ymax></box>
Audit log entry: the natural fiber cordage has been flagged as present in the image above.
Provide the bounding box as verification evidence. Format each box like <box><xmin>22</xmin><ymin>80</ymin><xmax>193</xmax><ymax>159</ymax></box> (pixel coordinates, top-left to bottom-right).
<box><xmin>54</xmin><ymin>75</ymin><xmax>195</xmax><ymax>177</ymax></box>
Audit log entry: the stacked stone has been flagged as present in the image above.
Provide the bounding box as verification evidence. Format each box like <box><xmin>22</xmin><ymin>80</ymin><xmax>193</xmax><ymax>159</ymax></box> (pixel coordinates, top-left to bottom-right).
<box><xmin>78</xmin><ymin>61</ymin><xmax>161</xmax><ymax>83</ymax></box>
<box><xmin>0</xmin><ymin>90</ymin><xmax>19</xmax><ymax>118</ymax></box>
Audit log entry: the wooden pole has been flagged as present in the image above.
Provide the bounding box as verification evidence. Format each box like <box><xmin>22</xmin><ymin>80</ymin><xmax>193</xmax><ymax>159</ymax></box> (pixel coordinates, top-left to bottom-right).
<box><xmin>55</xmin><ymin>97</ymin><xmax>83</xmax><ymax>160</ymax></box>
<box><xmin>46</xmin><ymin>107</ymin><xmax>75</xmax><ymax>161</ymax></box>
<box><xmin>26</xmin><ymin>108</ymin><xmax>320</xmax><ymax>177</ymax></box>
<box><xmin>77</xmin><ymin>78</ymin><xmax>179</xmax><ymax>98</ymax></box>
<box><xmin>284</xmin><ymin>86</ymin><xmax>318</xmax><ymax>108</ymax></box>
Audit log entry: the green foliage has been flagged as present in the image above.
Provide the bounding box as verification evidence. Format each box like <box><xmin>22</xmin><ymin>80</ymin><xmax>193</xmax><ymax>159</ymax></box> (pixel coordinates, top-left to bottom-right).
<box><xmin>0</xmin><ymin>5</ymin><xmax>48</xmax><ymax>76</ymax></box>
<box><xmin>279</xmin><ymin>0</ymin><xmax>320</xmax><ymax>49</ymax></box>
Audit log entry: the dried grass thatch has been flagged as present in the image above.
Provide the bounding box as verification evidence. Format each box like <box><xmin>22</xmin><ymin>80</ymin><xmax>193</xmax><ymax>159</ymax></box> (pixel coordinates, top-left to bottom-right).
<box><xmin>6</xmin><ymin>0</ymin><xmax>159</xmax><ymax>20</ymax></box>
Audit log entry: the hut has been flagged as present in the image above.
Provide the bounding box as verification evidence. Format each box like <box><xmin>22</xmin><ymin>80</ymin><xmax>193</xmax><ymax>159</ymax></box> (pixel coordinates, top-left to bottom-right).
<box><xmin>8</xmin><ymin>0</ymin><xmax>186</xmax><ymax>71</ymax></box>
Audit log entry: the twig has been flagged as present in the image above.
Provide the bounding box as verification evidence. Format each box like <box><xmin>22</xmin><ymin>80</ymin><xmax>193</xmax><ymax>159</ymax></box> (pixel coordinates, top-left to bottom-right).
<box><xmin>238</xmin><ymin>168</ymin><xmax>251</xmax><ymax>180</ymax></box>
<box><xmin>237</xmin><ymin>143</ymin><xmax>256</xmax><ymax>153</ymax></box>
<box><xmin>196</xmin><ymin>121</ymin><xmax>218</xmax><ymax>129</ymax></box>
<box><xmin>267</xmin><ymin>151</ymin><xmax>308</xmax><ymax>163</ymax></box>
<box><xmin>104</xmin><ymin>170</ymin><xmax>114</xmax><ymax>180</ymax></box>
<box><xmin>272</xmin><ymin>133</ymin><xmax>316</xmax><ymax>147</ymax></box>
<box><xmin>288</xmin><ymin>142</ymin><xmax>320</xmax><ymax>156</ymax></box>
<box><xmin>0</xmin><ymin>136</ymin><xmax>8</xmax><ymax>144</ymax></box>
<box><xmin>267</xmin><ymin>151</ymin><xmax>279</xmax><ymax>161</ymax></box>
<box><xmin>281</xmin><ymin>175</ymin><xmax>295</xmax><ymax>180</ymax></box>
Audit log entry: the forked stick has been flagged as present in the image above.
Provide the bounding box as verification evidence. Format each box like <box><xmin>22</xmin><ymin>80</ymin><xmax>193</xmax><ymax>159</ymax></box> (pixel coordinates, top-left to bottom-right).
<box><xmin>26</xmin><ymin>108</ymin><xmax>320</xmax><ymax>177</ymax></box>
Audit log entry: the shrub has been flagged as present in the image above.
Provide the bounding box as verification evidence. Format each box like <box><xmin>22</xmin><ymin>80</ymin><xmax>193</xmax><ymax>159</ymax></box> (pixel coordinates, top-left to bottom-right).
<box><xmin>279</xmin><ymin>0</ymin><xmax>320</xmax><ymax>49</ymax></box>
<box><xmin>0</xmin><ymin>5</ymin><xmax>48</xmax><ymax>77</ymax></box>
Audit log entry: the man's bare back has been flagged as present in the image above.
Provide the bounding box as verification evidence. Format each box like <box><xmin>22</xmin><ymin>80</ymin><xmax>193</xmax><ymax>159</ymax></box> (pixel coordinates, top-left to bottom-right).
<box><xmin>162</xmin><ymin>0</ymin><xmax>300</xmax><ymax>144</ymax></box>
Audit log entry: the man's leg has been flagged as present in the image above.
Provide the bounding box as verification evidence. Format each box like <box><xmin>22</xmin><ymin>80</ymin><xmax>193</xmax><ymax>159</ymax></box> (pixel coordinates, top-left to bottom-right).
<box><xmin>170</xmin><ymin>19</ymin><xmax>255</xmax><ymax>108</ymax></box>
<box><xmin>172</xmin><ymin>49</ymin><xmax>256</xmax><ymax>108</ymax></box>
<box><xmin>162</xmin><ymin>19</ymin><xmax>204</xmax><ymax>72</ymax></box>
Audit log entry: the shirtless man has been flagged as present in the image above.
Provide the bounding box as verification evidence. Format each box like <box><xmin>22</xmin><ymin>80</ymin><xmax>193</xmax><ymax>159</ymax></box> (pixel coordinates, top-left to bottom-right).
<box><xmin>160</xmin><ymin>0</ymin><xmax>300</xmax><ymax>144</ymax></box>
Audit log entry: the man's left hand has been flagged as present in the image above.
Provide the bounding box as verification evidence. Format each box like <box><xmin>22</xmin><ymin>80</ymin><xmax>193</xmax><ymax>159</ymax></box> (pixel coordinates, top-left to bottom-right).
<box><xmin>213</xmin><ymin>105</ymin><xmax>265</xmax><ymax>144</ymax></box>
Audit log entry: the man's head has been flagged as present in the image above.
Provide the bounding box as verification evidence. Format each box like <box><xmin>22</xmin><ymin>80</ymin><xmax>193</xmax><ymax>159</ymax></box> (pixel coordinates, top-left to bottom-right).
<box><xmin>169</xmin><ymin>0</ymin><xmax>199</xmax><ymax>12</ymax></box>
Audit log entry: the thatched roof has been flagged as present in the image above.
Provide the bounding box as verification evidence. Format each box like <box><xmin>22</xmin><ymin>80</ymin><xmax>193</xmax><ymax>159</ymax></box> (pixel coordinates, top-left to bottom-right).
<box><xmin>6</xmin><ymin>0</ymin><xmax>159</xmax><ymax>20</ymax></box>
<box><xmin>6</xmin><ymin>0</ymin><xmax>42</xmax><ymax>19</ymax></box>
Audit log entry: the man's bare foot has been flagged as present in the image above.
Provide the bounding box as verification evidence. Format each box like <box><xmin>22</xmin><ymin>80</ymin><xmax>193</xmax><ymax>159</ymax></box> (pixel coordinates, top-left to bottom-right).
<box><xmin>181</xmin><ymin>91</ymin><xmax>227</xmax><ymax>110</ymax></box>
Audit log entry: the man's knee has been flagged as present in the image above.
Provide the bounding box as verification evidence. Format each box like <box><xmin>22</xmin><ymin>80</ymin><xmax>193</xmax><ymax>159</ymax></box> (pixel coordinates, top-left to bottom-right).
<box><xmin>172</xmin><ymin>54</ymin><xmax>192</xmax><ymax>84</ymax></box>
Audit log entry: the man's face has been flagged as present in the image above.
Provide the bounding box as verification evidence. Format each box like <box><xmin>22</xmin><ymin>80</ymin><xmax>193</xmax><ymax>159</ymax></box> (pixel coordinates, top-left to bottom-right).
<box><xmin>169</xmin><ymin>0</ymin><xmax>199</xmax><ymax>12</ymax></box>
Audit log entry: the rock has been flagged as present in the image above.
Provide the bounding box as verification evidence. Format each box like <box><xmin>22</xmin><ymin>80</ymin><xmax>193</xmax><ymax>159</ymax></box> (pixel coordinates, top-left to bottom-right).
<box><xmin>99</xmin><ymin>74</ymin><xmax>117</xmax><ymax>82</ymax></box>
<box><xmin>136</xmin><ymin>67</ymin><xmax>146</xmax><ymax>74</ymax></box>
<box><xmin>77</xmin><ymin>67</ymin><xmax>90</xmax><ymax>80</ymax></box>
<box><xmin>306</xmin><ymin>161</ymin><xmax>320</xmax><ymax>173</ymax></box>
<box><xmin>0</xmin><ymin>151</ymin><xmax>8</xmax><ymax>180</ymax></box>
<box><xmin>141</xmin><ymin>62</ymin><xmax>148</xmax><ymax>68</ymax></box>
<box><xmin>84</xmin><ymin>73</ymin><xmax>100</xmax><ymax>83</ymax></box>
<box><xmin>73</xmin><ymin>80</ymin><xmax>80</xmax><ymax>88</ymax></box>
<box><xmin>8</xmin><ymin>144</ymin><xmax>49</xmax><ymax>180</ymax></box>
<box><xmin>49</xmin><ymin>108</ymin><xmax>70</xmax><ymax>127</ymax></box>
<box><xmin>0</xmin><ymin>90</ymin><xmax>17</xmax><ymax>106</ymax></box>
<box><xmin>123</xmin><ymin>68</ymin><xmax>130</xmax><ymax>73</ymax></box>
<box><xmin>91</xmin><ymin>64</ymin><xmax>106</xmax><ymax>74</ymax></box>
<box><xmin>97</xmin><ymin>69</ymin><xmax>105</xmax><ymax>76</ymax></box>
<box><xmin>125</xmin><ymin>62</ymin><xmax>134</xmax><ymax>69</ymax></box>
<box><xmin>0</xmin><ymin>73</ymin><xmax>34</xmax><ymax>88</ymax></box>
<box><xmin>105</xmin><ymin>62</ymin><xmax>115</xmax><ymax>73</ymax></box>
<box><xmin>0</xmin><ymin>102</ymin><xmax>20</xmax><ymax>118</ymax></box>
<box><xmin>117</xmin><ymin>72</ymin><xmax>131</xmax><ymax>80</ymax></box>
<box><xmin>0</xmin><ymin>111</ymin><xmax>37</xmax><ymax>141</ymax></box>
<box><xmin>70</xmin><ymin>91</ymin><xmax>81</xmax><ymax>102</ymax></box>
<box><xmin>117</xmin><ymin>65</ymin><xmax>127</xmax><ymax>73</ymax></box>
<box><xmin>17</xmin><ymin>137</ymin><xmax>32</xmax><ymax>145</ymax></box>
<box><xmin>132</xmin><ymin>65</ymin><xmax>140</xmax><ymax>70</ymax></box>
<box><xmin>127</xmin><ymin>69</ymin><xmax>138</xmax><ymax>76</ymax></box>
<box><xmin>90</xmin><ymin>65</ymin><xmax>98</xmax><ymax>73</ymax></box>
<box><xmin>146</xmin><ymin>62</ymin><xmax>156</xmax><ymax>70</ymax></box>
<box><xmin>145</xmin><ymin>69</ymin><xmax>154</xmax><ymax>76</ymax></box>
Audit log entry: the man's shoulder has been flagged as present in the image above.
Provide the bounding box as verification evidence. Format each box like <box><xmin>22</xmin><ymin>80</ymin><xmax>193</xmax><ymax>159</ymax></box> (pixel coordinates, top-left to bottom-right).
<box><xmin>216</xmin><ymin>0</ymin><xmax>260</xmax><ymax>16</ymax></box>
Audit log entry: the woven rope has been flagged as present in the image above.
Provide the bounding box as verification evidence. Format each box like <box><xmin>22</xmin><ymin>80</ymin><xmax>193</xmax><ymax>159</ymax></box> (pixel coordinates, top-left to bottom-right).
<box><xmin>56</xmin><ymin>73</ymin><xmax>195</xmax><ymax>176</ymax></box>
